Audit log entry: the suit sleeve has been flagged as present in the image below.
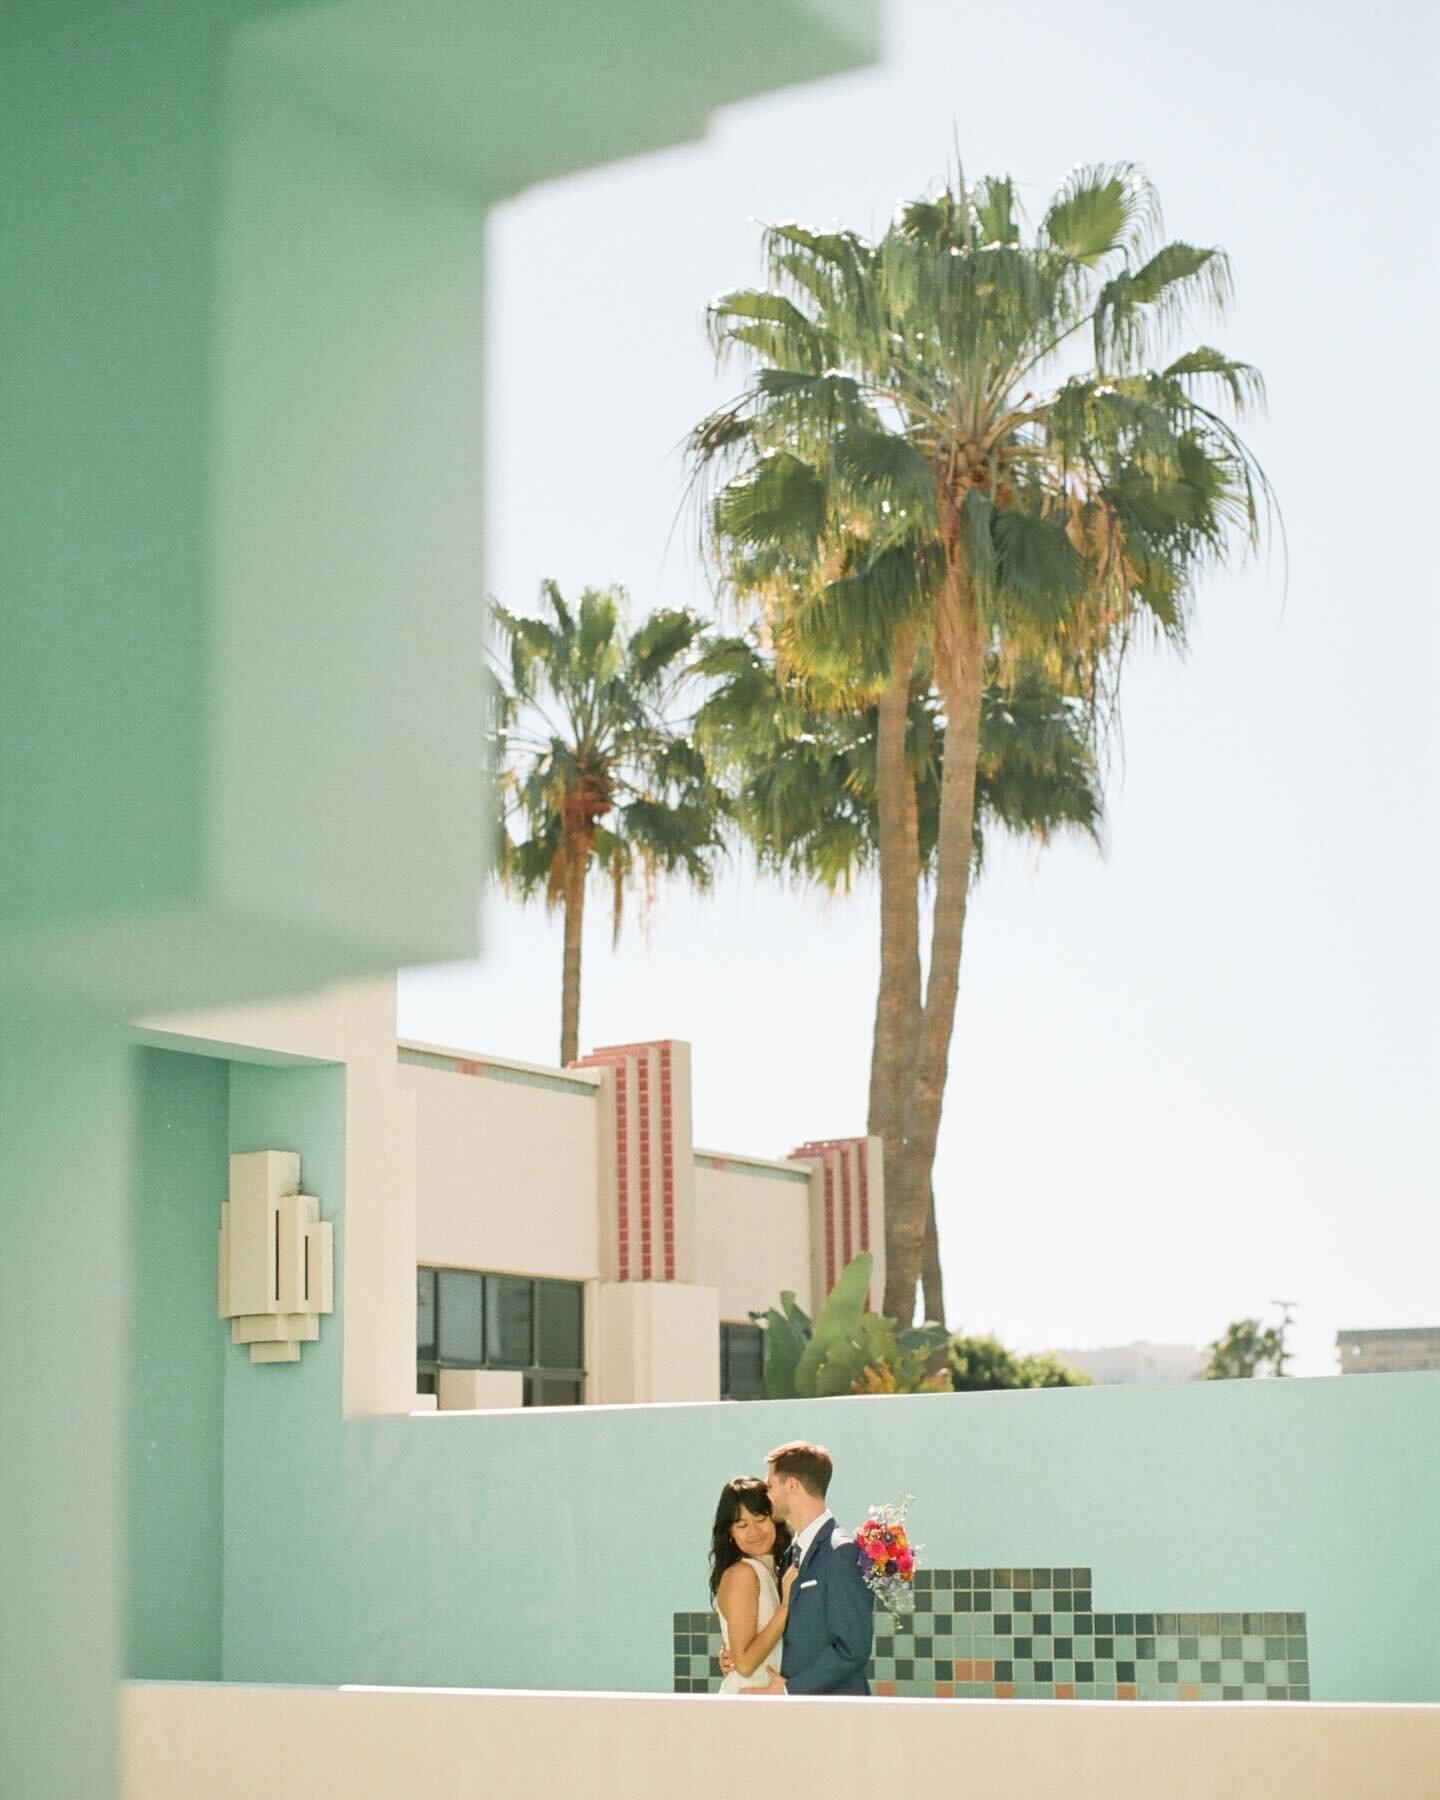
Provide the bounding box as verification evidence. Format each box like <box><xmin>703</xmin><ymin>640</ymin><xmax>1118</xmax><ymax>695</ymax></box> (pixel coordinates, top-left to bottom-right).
<box><xmin>784</xmin><ymin>1544</ymin><xmax>873</xmax><ymax>1695</ymax></box>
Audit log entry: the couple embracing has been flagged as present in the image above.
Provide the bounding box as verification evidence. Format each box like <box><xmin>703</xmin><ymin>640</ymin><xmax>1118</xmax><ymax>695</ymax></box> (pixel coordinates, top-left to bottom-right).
<box><xmin>709</xmin><ymin>1440</ymin><xmax>872</xmax><ymax>1696</ymax></box>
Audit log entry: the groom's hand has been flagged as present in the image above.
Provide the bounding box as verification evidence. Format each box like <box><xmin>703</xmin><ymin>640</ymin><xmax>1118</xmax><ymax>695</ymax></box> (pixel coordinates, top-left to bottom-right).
<box><xmin>740</xmin><ymin>1671</ymin><xmax>787</xmax><ymax>1696</ymax></box>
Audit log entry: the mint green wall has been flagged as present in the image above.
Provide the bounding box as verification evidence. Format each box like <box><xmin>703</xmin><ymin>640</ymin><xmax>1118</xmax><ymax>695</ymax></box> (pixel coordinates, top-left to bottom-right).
<box><xmin>127</xmin><ymin>1050</ymin><xmax>230</xmax><ymax>1679</ymax></box>
<box><xmin>222</xmin><ymin>1063</ymin><xmax>348</xmax><ymax>1683</ymax></box>
<box><xmin>218</xmin><ymin>1373</ymin><xmax>1439</xmax><ymax>1704</ymax></box>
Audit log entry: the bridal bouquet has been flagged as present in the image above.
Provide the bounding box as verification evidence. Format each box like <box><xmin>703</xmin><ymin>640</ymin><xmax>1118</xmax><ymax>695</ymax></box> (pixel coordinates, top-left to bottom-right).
<box><xmin>855</xmin><ymin>1494</ymin><xmax>920</xmax><ymax>1616</ymax></box>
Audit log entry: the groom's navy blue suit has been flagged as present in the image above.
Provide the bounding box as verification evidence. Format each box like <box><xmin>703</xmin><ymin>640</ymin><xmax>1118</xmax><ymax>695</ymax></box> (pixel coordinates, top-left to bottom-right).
<box><xmin>780</xmin><ymin>1516</ymin><xmax>873</xmax><ymax>1694</ymax></box>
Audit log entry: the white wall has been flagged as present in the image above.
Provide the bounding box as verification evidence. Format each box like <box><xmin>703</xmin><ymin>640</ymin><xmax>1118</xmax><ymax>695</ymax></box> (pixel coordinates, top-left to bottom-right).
<box><xmin>120</xmin><ymin>1683</ymin><xmax>1440</xmax><ymax>1800</ymax></box>
<box><xmin>402</xmin><ymin>1063</ymin><xmax>600</xmax><ymax>1280</ymax></box>
<box><xmin>593</xmin><ymin>1280</ymin><xmax>720</xmax><ymax>1404</ymax></box>
<box><xmin>692</xmin><ymin>1159</ymin><xmax>812</xmax><ymax>1321</ymax></box>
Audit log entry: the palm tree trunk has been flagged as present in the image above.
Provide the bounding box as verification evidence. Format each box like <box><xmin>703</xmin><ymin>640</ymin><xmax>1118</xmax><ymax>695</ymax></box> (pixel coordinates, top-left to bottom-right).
<box><xmin>885</xmin><ymin>594</ymin><xmax>985</xmax><ymax>1320</ymax></box>
<box><xmin>868</xmin><ymin>626</ymin><xmax>922</xmax><ymax>1306</ymax></box>
<box><xmin>559</xmin><ymin>834</ymin><xmax>587</xmax><ymax>1066</ymax></box>
<box><xmin>921</xmin><ymin>1186</ymin><xmax>945</xmax><ymax>1325</ymax></box>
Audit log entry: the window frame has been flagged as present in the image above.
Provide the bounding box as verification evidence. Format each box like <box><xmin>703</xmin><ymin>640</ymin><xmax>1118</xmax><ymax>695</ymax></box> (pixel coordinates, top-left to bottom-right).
<box><xmin>417</xmin><ymin>1266</ymin><xmax>586</xmax><ymax>1406</ymax></box>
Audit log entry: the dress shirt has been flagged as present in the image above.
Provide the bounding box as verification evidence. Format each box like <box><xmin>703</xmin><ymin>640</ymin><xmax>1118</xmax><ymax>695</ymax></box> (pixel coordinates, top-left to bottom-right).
<box><xmin>789</xmin><ymin>1507</ymin><xmax>834</xmax><ymax>1571</ymax></box>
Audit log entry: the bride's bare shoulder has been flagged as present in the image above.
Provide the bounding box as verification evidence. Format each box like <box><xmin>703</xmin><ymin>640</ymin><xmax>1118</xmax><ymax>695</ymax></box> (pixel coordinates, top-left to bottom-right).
<box><xmin>716</xmin><ymin>1560</ymin><xmax>761</xmax><ymax>1597</ymax></box>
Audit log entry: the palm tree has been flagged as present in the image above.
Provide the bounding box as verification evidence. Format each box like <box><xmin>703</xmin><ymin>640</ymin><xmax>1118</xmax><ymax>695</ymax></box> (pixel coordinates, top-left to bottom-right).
<box><xmin>692</xmin><ymin>164</ymin><xmax>1271</xmax><ymax>1319</ymax></box>
<box><xmin>696</xmin><ymin>633</ymin><xmax>1101</xmax><ymax>1322</ymax></box>
<box><xmin>492</xmin><ymin>580</ymin><xmax>724</xmax><ymax>1066</ymax></box>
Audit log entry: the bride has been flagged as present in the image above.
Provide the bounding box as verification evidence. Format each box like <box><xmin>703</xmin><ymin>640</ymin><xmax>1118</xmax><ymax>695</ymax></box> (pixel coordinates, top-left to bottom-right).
<box><xmin>709</xmin><ymin>1476</ymin><xmax>798</xmax><ymax>1693</ymax></box>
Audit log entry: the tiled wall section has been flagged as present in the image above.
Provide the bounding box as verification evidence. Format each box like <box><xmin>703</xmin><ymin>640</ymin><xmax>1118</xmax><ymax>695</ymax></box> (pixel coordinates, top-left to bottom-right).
<box><xmin>673</xmin><ymin>1567</ymin><xmax>1310</xmax><ymax>1701</ymax></box>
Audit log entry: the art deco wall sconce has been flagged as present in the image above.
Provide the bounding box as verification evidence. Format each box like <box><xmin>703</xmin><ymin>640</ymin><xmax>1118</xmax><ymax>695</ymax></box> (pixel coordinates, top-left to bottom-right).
<box><xmin>219</xmin><ymin>1150</ymin><xmax>334</xmax><ymax>1363</ymax></box>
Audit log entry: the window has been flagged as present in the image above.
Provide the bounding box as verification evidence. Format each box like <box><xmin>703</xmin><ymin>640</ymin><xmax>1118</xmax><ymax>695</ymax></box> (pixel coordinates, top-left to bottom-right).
<box><xmin>416</xmin><ymin>1268</ymin><xmax>586</xmax><ymax>1405</ymax></box>
<box><xmin>720</xmin><ymin>1322</ymin><xmax>765</xmax><ymax>1400</ymax></box>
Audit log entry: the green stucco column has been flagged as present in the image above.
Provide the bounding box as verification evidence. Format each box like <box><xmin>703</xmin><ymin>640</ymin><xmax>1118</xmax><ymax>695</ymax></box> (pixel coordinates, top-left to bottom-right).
<box><xmin>0</xmin><ymin>1007</ymin><xmax>133</xmax><ymax>1795</ymax></box>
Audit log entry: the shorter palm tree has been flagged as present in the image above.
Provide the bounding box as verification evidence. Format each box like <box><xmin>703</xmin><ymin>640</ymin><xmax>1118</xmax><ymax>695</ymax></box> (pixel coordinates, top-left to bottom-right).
<box><xmin>492</xmin><ymin>580</ymin><xmax>724</xmax><ymax>1066</ymax></box>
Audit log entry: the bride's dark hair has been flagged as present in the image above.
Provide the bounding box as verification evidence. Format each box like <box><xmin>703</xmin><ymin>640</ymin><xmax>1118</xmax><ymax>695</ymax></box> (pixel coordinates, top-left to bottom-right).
<box><xmin>708</xmin><ymin>1475</ymin><xmax>792</xmax><ymax>1601</ymax></box>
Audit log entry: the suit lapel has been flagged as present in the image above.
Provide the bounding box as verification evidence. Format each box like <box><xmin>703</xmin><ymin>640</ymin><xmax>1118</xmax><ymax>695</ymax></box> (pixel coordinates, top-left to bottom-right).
<box><xmin>797</xmin><ymin>1515</ymin><xmax>835</xmax><ymax>1578</ymax></box>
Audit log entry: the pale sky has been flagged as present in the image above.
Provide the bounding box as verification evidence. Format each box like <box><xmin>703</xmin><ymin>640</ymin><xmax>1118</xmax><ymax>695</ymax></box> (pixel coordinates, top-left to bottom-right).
<box><xmin>400</xmin><ymin>0</ymin><xmax>1439</xmax><ymax>1378</ymax></box>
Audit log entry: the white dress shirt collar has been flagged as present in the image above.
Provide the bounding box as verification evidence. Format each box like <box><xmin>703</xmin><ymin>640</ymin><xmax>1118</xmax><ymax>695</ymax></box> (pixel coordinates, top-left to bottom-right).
<box><xmin>791</xmin><ymin>1507</ymin><xmax>834</xmax><ymax>1565</ymax></box>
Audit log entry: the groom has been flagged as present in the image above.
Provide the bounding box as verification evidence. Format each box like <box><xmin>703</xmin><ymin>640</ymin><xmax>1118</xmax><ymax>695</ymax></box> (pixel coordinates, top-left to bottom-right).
<box><xmin>735</xmin><ymin>1439</ymin><xmax>873</xmax><ymax>1695</ymax></box>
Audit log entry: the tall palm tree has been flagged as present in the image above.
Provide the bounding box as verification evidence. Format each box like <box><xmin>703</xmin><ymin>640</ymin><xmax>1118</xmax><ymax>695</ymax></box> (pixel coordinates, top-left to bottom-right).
<box><xmin>696</xmin><ymin>633</ymin><xmax>1101</xmax><ymax>1322</ymax></box>
<box><xmin>492</xmin><ymin>580</ymin><xmax>724</xmax><ymax>1066</ymax></box>
<box><xmin>692</xmin><ymin>164</ymin><xmax>1271</xmax><ymax>1318</ymax></box>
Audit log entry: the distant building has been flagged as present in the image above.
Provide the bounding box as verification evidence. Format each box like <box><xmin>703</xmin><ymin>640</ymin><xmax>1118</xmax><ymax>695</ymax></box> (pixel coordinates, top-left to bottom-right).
<box><xmin>1048</xmin><ymin>1341</ymin><xmax>1206</xmax><ymax>1385</ymax></box>
<box><xmin>1335</xmin><ymin>1327</ymin><xmax>1440</xmax><ymax>1374</ymax></box>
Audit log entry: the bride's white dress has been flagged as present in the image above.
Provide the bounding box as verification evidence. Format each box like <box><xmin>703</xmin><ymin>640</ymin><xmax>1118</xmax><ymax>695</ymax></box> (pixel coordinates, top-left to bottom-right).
<box><xmin>718</xmin><ymin>1554</ymin><xmax>783</xmax><ymax>1694</ymax></box>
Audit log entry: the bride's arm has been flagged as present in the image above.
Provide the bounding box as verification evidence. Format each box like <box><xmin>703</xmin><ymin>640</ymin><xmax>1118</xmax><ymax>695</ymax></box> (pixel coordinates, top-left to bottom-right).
<box><xmin>716</xmin><ymin>1565</ymin><xmax>791</xmax><ymax>1677</ymax></box>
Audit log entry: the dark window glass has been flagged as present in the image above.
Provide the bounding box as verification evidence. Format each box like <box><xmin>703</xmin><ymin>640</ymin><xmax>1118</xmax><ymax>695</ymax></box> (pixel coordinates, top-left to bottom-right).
<box><xmin>528</xmin><ymin>1374</ymin><xmax>584</xmax><ymax>1407</ymax></box>
<box><xmin>419</xmin><ymin>1268</ymin><xmax>583</xmax><ymax>1404</ymax></box>
<box><xmin>721</xmin><ymin>1323</ymin><xmax>765</xmax><ymax>1399</ymax></box>
<box><xmin>537</xmin><ymin>1279</ymin><xmax>584</xmax><ymax>1370</ymax></box>
<box><xmin>486</xmin><ymin>1275</ymin><xmax>533</xmax><ymax>1366</ymax></box>
<box><xmin>416</xmin><ymin>1268</ymin><xmax>437</xmax><ymax>1360</ymax></box>
<box><xmin>437</xmin><ymin>1269</ymin><xmax>485</xmax><ymax>1366</ymax></box>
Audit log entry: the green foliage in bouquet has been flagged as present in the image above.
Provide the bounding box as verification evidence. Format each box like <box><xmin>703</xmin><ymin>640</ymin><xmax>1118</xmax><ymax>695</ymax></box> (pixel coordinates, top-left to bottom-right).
<box><xmin>752</xmin><ymin>1253</ymin><xmax>952</xmax><ymax>1398</ymax></box>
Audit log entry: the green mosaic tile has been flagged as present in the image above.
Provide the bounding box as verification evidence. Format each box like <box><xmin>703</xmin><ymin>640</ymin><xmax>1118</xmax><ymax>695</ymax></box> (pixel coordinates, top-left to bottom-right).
<box><xmin>673</xmin><ymin>1577</ymin><xmax>1310</xmax><ymax>1708</ymax></box>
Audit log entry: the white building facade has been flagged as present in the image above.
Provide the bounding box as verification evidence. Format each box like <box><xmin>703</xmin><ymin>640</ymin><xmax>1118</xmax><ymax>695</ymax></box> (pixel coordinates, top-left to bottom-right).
<box><xmin>145</xmin><ymin>979</ymin><xmax>884</xmax><ymax>1411</ymax></box>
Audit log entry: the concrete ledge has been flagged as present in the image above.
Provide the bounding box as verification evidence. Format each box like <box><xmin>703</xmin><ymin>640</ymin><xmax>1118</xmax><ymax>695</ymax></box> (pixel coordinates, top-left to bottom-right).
<box><xmin>120</xmin><ymin>1682</ymin><xmax>1440</xmax><ymax>1800</ymax></box>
